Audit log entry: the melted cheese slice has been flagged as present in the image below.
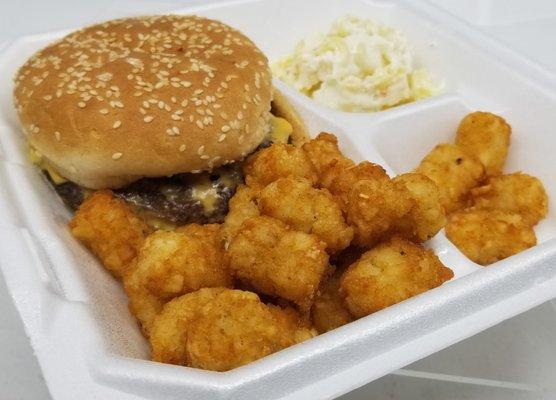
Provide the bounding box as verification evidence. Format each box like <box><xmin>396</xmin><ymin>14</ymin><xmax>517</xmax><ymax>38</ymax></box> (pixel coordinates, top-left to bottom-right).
<box><xmin>28</xmin><ymin>146</ymin><xmax>68</xmax><ymax>185</ymax></box>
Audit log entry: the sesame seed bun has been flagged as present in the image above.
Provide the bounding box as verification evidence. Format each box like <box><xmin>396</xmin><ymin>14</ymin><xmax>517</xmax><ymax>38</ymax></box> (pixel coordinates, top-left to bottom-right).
<box><xmin>13</xmin><ymin>15</ymin><xmax>273</xmax><ymax>189</ymax></box>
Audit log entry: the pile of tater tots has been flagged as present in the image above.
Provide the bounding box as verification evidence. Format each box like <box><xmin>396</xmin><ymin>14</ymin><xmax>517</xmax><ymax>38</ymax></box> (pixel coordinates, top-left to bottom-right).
<box><xmin>69</xmin><ymin>111</ymin><xmax>547</xmax><ymax>371</ymax></box>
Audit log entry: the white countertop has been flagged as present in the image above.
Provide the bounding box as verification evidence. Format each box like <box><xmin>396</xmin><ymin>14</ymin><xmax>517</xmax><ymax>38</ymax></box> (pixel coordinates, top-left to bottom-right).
<box><xmin>0</xmin><ymin>1</ymin><xmax>555</xmax><ymax>399</ymax></box>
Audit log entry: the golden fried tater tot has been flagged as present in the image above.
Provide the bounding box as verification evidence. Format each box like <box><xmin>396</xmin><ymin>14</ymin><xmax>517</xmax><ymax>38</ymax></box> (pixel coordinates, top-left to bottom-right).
<box><xmin>258</xmin><ymin>177</ymin><xmax>353</xmax><ymax>254</ymax></box>
<box><xmin>323</xmin><ymin>161</ymin><xmax>389</xmax><ymax>207</ymax></box>
<box><xmin>227</xmin><ymin>216</ymin><xmax>330</xmax><ymax>312</ymax></box>
<box><xmin>243</xmin><ymin>142</ymin><xmax>317</xmax><ymax>189</ymax></box>
<box><xmin>341</xmin><ymin>237</ymin><xmax>454</xmax><ymax>318</ymax></box>
<box><xmin>445</xmin><ymin>208</ymin><xmax>536</xmax><ymax>266</ymax></box>
<box><xmin>150</xmin><ymin>287</ymin><xmax>227</xmax><ymax>365</ymax></box>
<box><xmin>470</xmin><ymin>173</ymin><xmax>548</xmax><ymax>226</ymax></box>
<box><xmin>221</xmin><ymin>185</ymin><xmax>260</xmax><ymax>245</ymax></box>
<box><xmin>393</xmin><ymin>173</ymin><xmax>446</xmax><ymax>242</ymax></box>
<box><xmin>456</xmin><ymin>111</ymin><xmax>511</xmax><ymax>176</ymax></box>
<box><xmin>125</xmin><ymin>225</ymin><xmax>232</xmax><ymax>335</ymax></box>
<box><xmin>311</xmin><ymin>271</ymin><xmax>352</xmax><ymax>333</ymax></box>
<box><xmin>302</xmin><ymin>132</ymin><xmax>352</xmax><ymax>177</ymax></box>
<box><xmin>415</xmin><ymin>143</ymin><xmax>485</xmax><ymax>213</ymax></box>
<box><xmin>345</xmin><ymin>178</ymin><xmax>415</xmax><ymax>248</ymax></box>
<box><xmin>150</xmin><ymin>288</ymin><xmax>313</xmax><ymax>371</ymax></box>
<box><xmin>186</xmin><ymin>290</ymin><xmax>313</xmax><ymax>371</ymax></box>
<box><xmin>69</xmin><ymin>190</ymin><xmax>150</xmax><ymax>279</ymax></box>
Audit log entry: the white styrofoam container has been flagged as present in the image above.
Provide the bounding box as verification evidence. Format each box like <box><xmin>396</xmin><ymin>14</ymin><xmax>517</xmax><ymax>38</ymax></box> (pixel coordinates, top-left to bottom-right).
<box><xmin>0</xmin><ymin>0</ymin><xmax>555</xmax><ymax>399</ymax></box>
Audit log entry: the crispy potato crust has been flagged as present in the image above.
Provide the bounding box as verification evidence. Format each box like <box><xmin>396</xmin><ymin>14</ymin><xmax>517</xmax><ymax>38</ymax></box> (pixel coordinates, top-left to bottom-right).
<box><xmin>243</xmin><ymin>142</ymin><xmax>317</xmax><ymax>189</ymax></box>
<box><xmin>393</xmin><ymin>173</ymin><xmax>446</xmax><ymax>242</ymax></box>
<box><xmin>258</xmin><ymin>177</ymin><xmax>353</xmax><ymax>254</ymax></box>
<box><xmin>69</xmin><ymin>190</ymin><xmax>150</xmax><ymax>279</ymax></box>
<box><xmin>124</xmin><ymin>224</ymin><xmax>232</xmax><ymax>335</ymax></box>
<box><xmin>227</xmin><ymin>216</ymin><xmax>330</xmax><ymax>312</ymax></box>
<box><xmin>415</xmin><ymin>143</ymin><xmax>485</xmax><ymax>213</ymax></box>
<box><xmin>221</xmin><ymin>185</ymin><xmax>261</xmax><ymax>245</ymax></box>
<box><xmin>345</xmin><ymin>178</ymin><xmax>415</xmax><ymax>248</ymax></box>
<box><xmin>323</xmin><ymin>161</ymin><xmax>389</xmax><ymax>207</ymax></box>
<box><xmin>341</xmin><ymin>237</ymin><xmax>454</xmax><ymax>318</ymax></box>
<box><xmin>150</xmin><ymin>288</ymin><xmax>314</xmax><ymax>371</ymax></box>
<box><xmin>470</xmin><ymin>173</ymin><xmax>548</xmax><ymax>226</ymax></box>
<box><xmin>456</xmin><ymin>111</ymin><xmax>511</xmax><ymax>176</ymax></box>
<box><xmin>311</xmin><ymin>271</ymin><xmax>352</xmax><ymax>333</ymax></box>
<box><xmin>445</xmin><ymin>208</ymin><xmax>537</xmax><ymax>265</ymax></box>
<box><xmin>302</xmin><ymin>132</ymin><xmax>352</xmax><ymax>178</ymax></box>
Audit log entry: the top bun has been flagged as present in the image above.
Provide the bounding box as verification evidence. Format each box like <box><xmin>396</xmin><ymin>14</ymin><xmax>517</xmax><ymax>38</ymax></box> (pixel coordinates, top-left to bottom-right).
<box><xmin>14</xmin><ymin>15</ymin><xmax>272</xmax><ymax>189</ymax></box>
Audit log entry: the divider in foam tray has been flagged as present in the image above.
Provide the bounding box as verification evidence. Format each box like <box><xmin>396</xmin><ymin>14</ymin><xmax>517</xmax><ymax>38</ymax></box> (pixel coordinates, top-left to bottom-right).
<box><xmin>0</xmin><ymin>0</ymin><xmax>555</xmax><ymax>399</ymax></box>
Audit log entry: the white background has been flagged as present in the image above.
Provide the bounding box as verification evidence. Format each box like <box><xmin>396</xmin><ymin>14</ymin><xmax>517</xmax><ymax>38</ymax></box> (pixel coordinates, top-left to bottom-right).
<box><xmin>0</xmin><ymin>1</ymin><xmax>555</xmax><ymax>399</ymax></box>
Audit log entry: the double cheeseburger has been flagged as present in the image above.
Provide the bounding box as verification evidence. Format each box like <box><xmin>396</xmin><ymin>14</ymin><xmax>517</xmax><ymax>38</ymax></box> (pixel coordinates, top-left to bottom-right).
<box><xmin>14</xmin><ymin>15</ymin><xmax>307</xmax><ymax>228</ymax></box>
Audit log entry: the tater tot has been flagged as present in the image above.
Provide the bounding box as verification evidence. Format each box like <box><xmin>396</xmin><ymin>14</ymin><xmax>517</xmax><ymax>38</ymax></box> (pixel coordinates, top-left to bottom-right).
<box><xmin>341</xmin><ymin>237</ymin><xmax>454</xmax><ymax>318</ymax></box>
<box><xmin>393</xmin><ymin>173</ymin><xmax>446</xmax><ymax>242</ymax></box>
<box><xmin>302</xmin><ymin>132</ymin><xmax>352</xmax><ymax>177</ymax></box>
<box><xmin>227</xmin><ymin>216</ymin><xmax>330</xmax><ymax>312</ymax></box>
<box><xmin>445</xmin><ymin>208</ymin><xmax>537</xmax><ymax>266</ymax></box>
<box><xmin>69</xmin><ymin>190</ymin><xmax>150</xmax><ymax>279</ymax></box>
<box><xmin>345</xmin><ymin>178</ymin><xmax>415</xmax><ymax>248</ymax></box>
<box><xmin>323</xmin><ymin>161</ymin><xmax>389</xmax><ymax>207</ymax></box>
<box><xmin>243</xmin><ymin>142</ymin><xmax>317</xmax><ymax>188</ymax></box>
<box><xmin>150</xmin><ymin>287</ymin><xmax>227</xmax><ymax>365</ymax></box>
<box><xmin>311</xmin><ymin>272</ymin><xmax>352</xmax><ymax>333</ymax></box>
<box><xmin>258</xmin><ymin>177</ymin><xmax>353</xmax><ymax>254</ymax></box>
<box><xmin>470</xmin><ymin>173</ymin><xmax>548</xmax><ymax>226</ymax></box>
<box><xmin>221</xmin><ymin>185</ymin><xmax>261</xmax><ymax>245</ymax></box>
<box><xmin>456</xmin><ymin>111</ymin><xmax>511</xmax><ymax>176</ymax></box>
<box><xmin>150</xmin><ymin>288</ymin><xmax>313</xmax><ymax>371</ymax></box>
<box><xmin>415</xmin><ymin>143</ymin><xmax>485</xmax><ymax>213</ymax></box>
<box><xmin>124</xmin><ymin>224</ymin><xmax>232</xmax><ymax>335</ymax></box>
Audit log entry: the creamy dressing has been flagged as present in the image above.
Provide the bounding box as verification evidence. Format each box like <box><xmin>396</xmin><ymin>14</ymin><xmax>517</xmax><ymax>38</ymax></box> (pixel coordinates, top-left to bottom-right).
<box><xmin>273</xmin><ymin>16</ymin><xmax>442</xmax><ymax>112</ymax></box>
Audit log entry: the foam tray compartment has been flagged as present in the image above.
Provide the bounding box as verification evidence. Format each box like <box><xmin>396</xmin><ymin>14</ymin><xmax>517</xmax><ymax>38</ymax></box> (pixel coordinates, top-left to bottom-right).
<box><xmin>0</xmin><ymin>1</ymin><xmax>555</xmax><ymax>399</ymax></box>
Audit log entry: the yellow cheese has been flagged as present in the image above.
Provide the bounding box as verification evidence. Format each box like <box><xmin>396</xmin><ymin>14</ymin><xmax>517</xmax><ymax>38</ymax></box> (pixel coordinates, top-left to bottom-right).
<box><xmin>191</xmin><ymin>182</ymin><xmax>219</xmax><ymax>215</ymax></box>
<box><xmin>27</xmin><ymin>146</ymin><xmax>68</xmax><ymax>185</ymax></box>
<box><xmin>269</xmin><ymin>115</ymin><xmax>293</xmax><ymax>144</ymax></box>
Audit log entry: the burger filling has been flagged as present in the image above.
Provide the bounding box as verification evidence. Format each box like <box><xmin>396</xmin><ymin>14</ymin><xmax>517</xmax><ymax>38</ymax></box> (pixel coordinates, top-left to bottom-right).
<box><xmin>30</xmin><ymin>113</ymin><xmax>294</xmax><ymax>229</ymax></box>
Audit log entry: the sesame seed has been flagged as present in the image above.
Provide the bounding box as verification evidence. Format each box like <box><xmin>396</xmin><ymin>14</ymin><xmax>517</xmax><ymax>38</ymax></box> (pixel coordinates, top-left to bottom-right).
<box><xmin>200</xmin><ymin>155</ymin><xmax>210</xmax><ymax>160</ymax></box>
<box><xmin>43</xmin><ymin>95</ymin><xmax>53</xmax><ymax>101</ymax></box>
<box><xmin>171</xmin><ymin>114</ymin><xmax>181</xmax><ymax>121</ymax></box>
<box><xmin>197</xmin><ymin>145</ymin><xmax>205</xmax><ymax>155</ymax></box>
<box><xmin>54</xmin><ymin>131</ymin><xmax>61</xmax><ymax>141</ymax></box>
<box><xmin>78</xmin><ymin>102</ymin><xmax>86</xmax><ymax>108</ymax></box>
<box><xmin>172</xmin><ymin>126</ymin><xmax>180</xmax><ymax>134</ymax></box>
<box><xmin>100</xmin><ymin>109</ymin><xmax>109</xmax><ymax>115</ymax></box>
<box><xmin>142</xmin><ymin>101</ymin><xmax>150</xmax><ymax>108</ymax></box>
<box><xmin>144</xmin><ymin>115</ymin><xmax>154</xmax><ymax>122</ymax></box>
<box><xmin>221</xmin><ymin>125</ymin><xmax>230</xmax><ymax>132</ymax></box>
<box><xmin>179</xmin><ymin>144</ymin><xmax>186</xmax><ymax>152</ymax></box>
<box><xmin>218</xmin><ymin>134</ymin><xmax>226</xmax><ymax>142</ymax></box>
<box><xmin>113</xmin><ymin>120</ymin><xmax>122</xmax><ymax>129</ymax></box>
<box><xmin>196</xmin><ymin>120</ymin><xmax>204</xmax><ymax>129</ymax></box>
<box><xmin>112</xmin><ymin>152</ymin><xmax>123</xmax><ymax>160</ymax></box>
<box><xmin>158</xmin><ymin>101</ymin><xmax>165</xmax><ymax>109</ymax></box>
